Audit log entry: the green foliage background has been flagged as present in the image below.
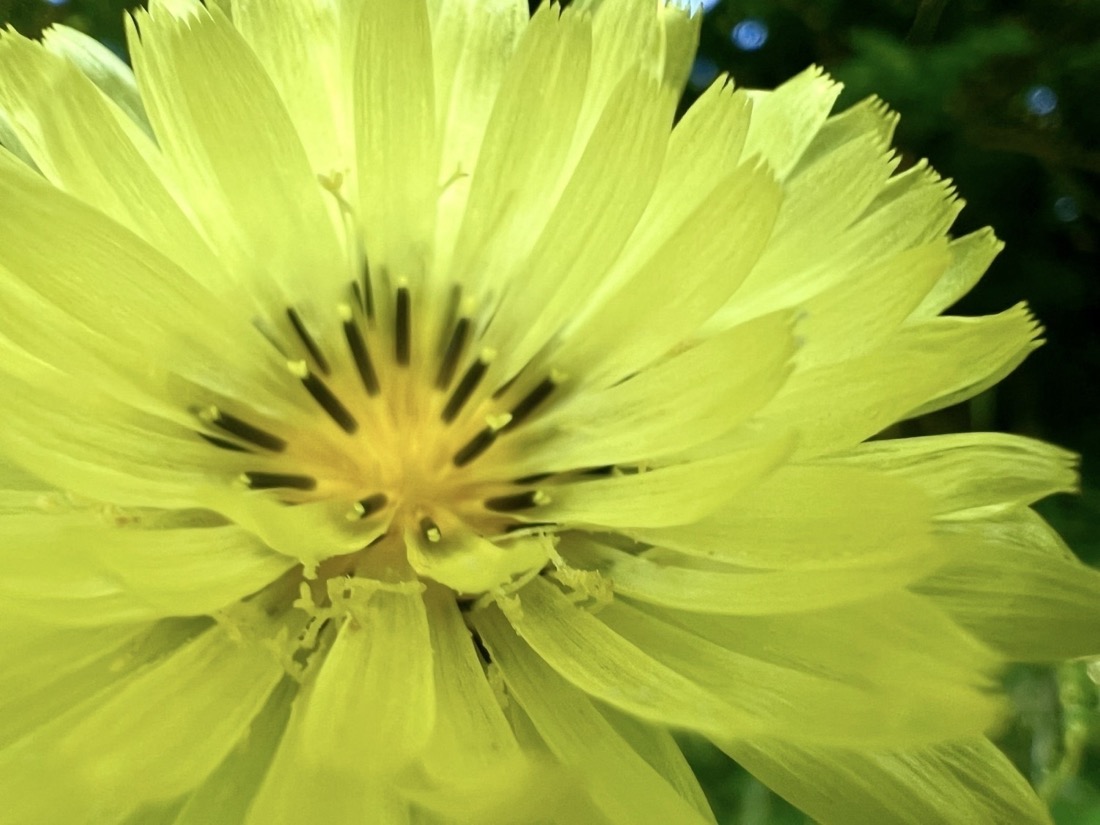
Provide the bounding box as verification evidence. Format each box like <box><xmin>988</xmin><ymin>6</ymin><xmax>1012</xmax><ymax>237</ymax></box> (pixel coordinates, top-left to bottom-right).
<box><xmin>1</xmin><ymin>0</ymin><xmax>1098</xmax><ymax>822</ymax></box>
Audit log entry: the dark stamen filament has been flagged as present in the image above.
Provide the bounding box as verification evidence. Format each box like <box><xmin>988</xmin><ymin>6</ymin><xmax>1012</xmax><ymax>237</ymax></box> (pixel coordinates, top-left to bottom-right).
<box><xmin>420</xmin><ymin>516</ymin><xmax>442</xmax><ymax>543</ymax></box>
<box><xmin>436</xmin><ymin>317</ymin><xmax>470</xmax><ymax>390</ymax></box>
<box><xmin>198</xmin><ymin>432</ymin><xmax>251</xmax><ymax>453</ymax></box>
<box><xmin>341</xmin><ymin>308</ymin><xmax>381</xmax><ymax>396</ymax></box>
<box><xmin>438</xmin><ymin>283</ymin><xmax>462</xmax><ymax>353</ymax></box>
<box><xmin>453</xmin><ymin>426</ymin><xmax>497</xmax><ymax>467</ymax></box>
<box><xmin>395</xmin><ymin>286</ymin><xmax>411</xmax><ymax>366</ymax></box>
<box><xmin>485</xmin><ymin>490</ymin><xmax>546</xmax><ymax>512</ymax></box>
<box><xmin>206</xmin><ymin>407</ymin><xmax>286</xmax><ymax>452</ymax></box>
<box><xmin>354</xmin><ymin>492</ymin><xmax>389</xmax><ymax>519</ymax></box>
<box><xmin>286</xmin><ymin>308</ymin><xmax>331</xmax><ymax>375</ymax></box>
<box><xmin>292</xmin><ymin>362</ymin><xmax>359</xmax><ymax>434</ymax></box>
<box><xmin>361</xmin><ymin>261</ymin><xmax>375</xmax><ymax>319</ymax></box>
<box><xmin>242</xmin><ymin>471</ymin><xmax>317</xmax><ymax>491</ymax></box>
<box><xmin>504</xmin><ymin>375</ymin><xmax>558</xmax><ymax>430</ymax></box>
<box><xmin>442</xmin><ymin>352</ymin><xmax>491</xmax><ymax>423</ymax></box>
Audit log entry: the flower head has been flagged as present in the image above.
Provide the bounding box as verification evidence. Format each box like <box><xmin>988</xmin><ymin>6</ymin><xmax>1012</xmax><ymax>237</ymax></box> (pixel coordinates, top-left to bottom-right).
<box><xmin>0</xmin><ymin>0</ymin><xmax>1098</xmax><ymax>823</ymax></box>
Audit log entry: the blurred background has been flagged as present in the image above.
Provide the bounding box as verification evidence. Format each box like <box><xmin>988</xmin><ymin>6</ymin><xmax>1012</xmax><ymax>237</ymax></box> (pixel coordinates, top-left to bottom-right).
<box><xmin>1</xmin><ymin>0</ymin><xmax>1097</xmax><ymax>821</ymax></box>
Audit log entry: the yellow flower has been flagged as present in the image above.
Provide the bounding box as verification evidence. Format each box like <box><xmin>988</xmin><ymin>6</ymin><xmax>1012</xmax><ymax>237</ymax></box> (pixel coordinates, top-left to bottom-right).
<box><xmin>0</xmin><ymin>0</ymin><xmax>1096</xmax><ymax>823</ymax></box>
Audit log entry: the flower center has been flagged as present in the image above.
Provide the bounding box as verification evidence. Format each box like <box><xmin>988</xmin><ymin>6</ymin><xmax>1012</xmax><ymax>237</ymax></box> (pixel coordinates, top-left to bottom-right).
<box><xmin>194</xmin><ymin>268</ymin><xmax>563</xmax><ymax>593</ymax></box>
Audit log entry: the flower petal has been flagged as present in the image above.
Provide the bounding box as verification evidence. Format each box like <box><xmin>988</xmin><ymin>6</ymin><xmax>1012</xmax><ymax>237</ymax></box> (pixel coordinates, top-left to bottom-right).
<box><xmin>724</xmin><ymin>738</ymin><xmax>1052</xmax><ymax>825</ymax></box>
<box><xmin>40</xmin><ymin>24</ymin><xmax>148</xmax><ymax>129</ymax></box>
<box><xmin>553</xmin><ymin>160</ymin><xmax>783</xmax><ymax>386</ymax></box>
<box><xmin>477</xmin><ymin>601</ymin><xmax>717</xmax><ymax>824</ymax></box>
<box><xmin>0</xmin><ymin>620</ymin><xmax>154</xmax><ymax>746</ymax></box>
<box><xmin>919</xmin><ymin>507</ymin><xmax>1100</xmax><ymax>661</ymax></box>
<box><xmin>350</xmin><ymin>0</ymin><xmax>438</xmax><ymax>280</ymax></box>
<box><xmin>561</xmin><ymin>533</ymin><xmax>944</xmax><ymax>616</ymax></box>
<box><xmin>742</xmin><ymin>66</ymin><xmax>841</xmax><ymax>179</ymax></box>
<box><xmin>487</xmin><ymin>67</ymin><xmax>672</xmax><ymax>382</ymax></box>
<box><xmin>615</xmin><ymin>594</ymin><xmax>1004</xmax><ymax>747</ymax></box>
<box><xmin>0</xmin><ymin>160</ymin><xmax>299</xmax><ymax>417</ymax></box>
<box><xmin>631</xmin><ymin>463</ymin><xmax>937</xmax><ymax>569</ymax></box>
<box><xmin>0</xmin><ymin>30</ymin><xmax>239</xmax><ymax>298</ymax></box>
<box><xmin>501</xmin><ymin>310</ymin><xmax>794</xmax><ymax>474</ymax></box>
<box><xmin>232</xmin><ymin>0</ymin><xmax>348</xmax><ymax>180</ymax></box>
<box><xmin>128</xmin><ymin>0</ymin><xmax>348</xmax><ymax>311</ymax></box>
<box><xmin>540</xmin><ymin>430</ymin><xmax>793</xmax><ymax>529</ymax></box>
<box><xmin>429</xmin><ymin>0</ymin><xmax>528</xmax><ymax>274</ymax></box>
<box><xmin>170</xmin><ymin>678</ymin><xmax>296</xmax><ymax>825</ymax></box>
<box><xmin>482</xmin><ymin>576</ymin><xmax>759</xmax><ymax>737</ymax></box>
<box><xmin>911</xmin><ymin>228</ymin><xmax>1003</xmax><ymax>319</ymax></box>
<box><xmin>826</xmin><ymin>433</ymin><xmax>1078</xmax><ymax>514</ymax></box>
<box><xmin>243</xmin><ymin>587</ymin><xmax>429</xmax><ymax>824</ymax></box>
<box><xmin>1</xmin><ymin>510</ymin><xmax>295</xmax><ymax>626</ymax></box>
<box><xmin>0</xmin><ymin>622</ymin><xmax>285</xmax><ymax>820</ymax></box>
<box><xmin>406</xmin><ymin>590</ymin><xmax>579</xmax><ymax>823</ymax></box>
<box><xmin>761</xmin><ymin>304</ymin><xmax>1041</xmax><ymax>457</ymax></box>
<box><xmin>446</xmin><ymin>5</ymin><xmax>590</xmax><ymax>298</ymax></box>
<box><xmin>297</xmin><ymin>582</ymin><xmax>435</xmax><ymax>776</ymax></box>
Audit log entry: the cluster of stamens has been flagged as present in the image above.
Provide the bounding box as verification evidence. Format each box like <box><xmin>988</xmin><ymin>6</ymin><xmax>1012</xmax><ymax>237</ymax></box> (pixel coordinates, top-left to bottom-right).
<box><xmin>193</xmin><ymin>262</ymin><xmax>565</xmax><ymax>561</ymax></box>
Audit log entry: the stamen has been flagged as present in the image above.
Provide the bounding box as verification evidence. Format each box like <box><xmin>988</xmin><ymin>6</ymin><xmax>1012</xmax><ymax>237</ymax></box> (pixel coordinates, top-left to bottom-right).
<box><xmin>289</xmin><ymin>360</ymin><xmax>359</xmax><ymax>434</ymax></box>
<box><xmin>395</xmin><ymin>285</ymin><xmax>411</xmax><ymax>366</ymax></box>
<box><xmin>437</xmin><ymin>283</ymin><xmax>462</xmax><ymax>353</ymax></box>
<box><xmin>361</xmin><ymin>261</ymin><xmax>375</xmax><ymax>319</ymax></box>
<box><xmin>442</xmin><ymin>348</ymin><xmax>495</xmax><ymax>424</ymax></box>
<box><xmin>515</xmin><ymin>471</ymin><xmax>554</xmax><ymax>484</ymax></box>
<box><xmin>503</xmin><ymin>373</ymin><xmax>560</xmax><ymax>431</ymax></box>
<box><xmin>485</xmin><ymin>490</ymin><xmax>550</xmax><ymax>512</ymax></box>
<box><xmin>453</xmin><ymin>426</ymin><xmax>497</xmax><ymax>467</ymax></box>
<box><xmin>351</xmin><ymin>280</ymin><xmax>366</xmax><ymax>316</ymax></box>
<box><xmin>241</xmin><ymin>471</ymin><xmax>317</xmax><ymax>491</ymax></box>
<box><xmin>436</xmin><ymin>317</ymin><xmax>470</xmax><ymax>390</ymax></box>
<box><xmin>339</xmin><ymin>305</ymin><xmax>381</xmax><ymax>396</ymax></box>
<box><xmin>202</xmin><ymin>406</ymin><xmax>286</xmax><ymax>452</ymax></box>
<box><xmin>197</xmin><ymin>432</ymin><xmax>251</xmax><ymax>453</ymax></box>
<box><xmin>353</xmin><ymin>492</ymin><xmax>389</xmax><ymax>519</ymax></box>
<box><xmin>286</xmin><ymin>308</ymin><xmax>331</xmax><ymax>375</ymax></box>
<box><xmin>420</xmin><ymin>516</ymin><xmax>442</xmax><ymax>543</ymax></box>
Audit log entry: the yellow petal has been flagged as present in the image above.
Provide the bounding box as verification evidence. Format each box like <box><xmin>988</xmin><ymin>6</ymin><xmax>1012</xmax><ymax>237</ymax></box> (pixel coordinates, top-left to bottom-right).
<box><xmin>477</xmin><ymin>601</ymin><xmax>717</xmax><ymax>824</ymax></box>
<box><xmin>0</xmin><ymin>30</ymin><xmax>237</xmax><ymax>299</ymax></box>
<box><xmin>561</xmin><ymin>533</ymin><xmax>944</xmax><ymax>615</ymax></box>
<box><xmin>297</xmin><ymin>583</ymin><xmax>435</xmax><ymax>776</ymax></box>
<box><xmin>40</xmin><ymin>24</ymin><xmax>148</xmax><ymax>129</ymax></box>
<box><xmin>554</xmin><ymin>160</ymin><xmax>782</xmax><ymax>386</ymax></box>
<box><xmin>483</xmin><ymin>576</ymin><xmax>758</xmax><ymax>737</ymax></box>
<box><xmin>0</xmin><ymin>620</ymin><xmax>152</xmax><ymax>746</ymax></box>
<box><xmin>541</xmin><ymin>430</ymin><xmax>793</xmax><ymax>529</ymax></box>
<box><xmin>447</xmin><ymin>5</ymin><xmax>590</xmax><ymax>300</ymax></box>
<box><xmin>170</xmin><ymin>678</ymin><xmax>296</xmax><ymax>825</ymax></box>
<box><xmin>0</xmin><ymin>623</ymin><xmax>284</xmax><ymax>820</ymax></box>
<box><xmin>129</xmin><ymin>1</ymin><xmax>348</xmax><ymax>311</ymax></box>
<box><xmin>502</xmin><ymin>310</ymin><xmax>794</xmax><ymax>474</ymax></box>
<box><xmin>742</xmin><ymin>66</ymin><xmax>841</xmax><ymax>179</ymax></box>
<box><xmin>487</xmin><ymin>67</ymin><xmax>672</xmax><ymax>383</ymax></box>
<box><xmin>351</xmin><ymin>0</ymin><xmax>438</xmax><ymax>281</ymax></box>
<box><xmin>910</xmin><ymin>227</ymin><xmax>1003</xmax><ymax>319</ymax></box>
<box><xmin>724</xmin><ymin>738</ymin><xmax>1052</xmax><ymax>825</ymax></box>
<box><xmin>762</xmin><ymin>304</ymin><xmax>1041</xmax><ymax>457</ymax></box>
<box><xmin>232</xmin><ymin>0</ymin><xmax>349</xmax><ymax>181</ymax></box>
<box><xmin>604</xmin><ymin>597</ymin><xmax>1003</xmax><ymax>747</ymax></box>
<box><xmin>920</xmin><ymin>507</ymin><xmax>1100</xmax><ymax>661</ymax></box>
<box><xmin>631</xmin><ymin>463</ymin><xmax>937</xmax><ymax>569</ymax></box>
<box><xmin>1</xmin><ymin>512</ymin><xmax>294</xmax><ymax>626</ymax></box>
<box><xmin>429</xmin><ymin>0</ymin><xmax>528</xmax><ymax>275</ymax></box>
<box><xmin>826</xmin><ymin>432</ymin><xmax>1078</xmax><ymax>514</ymax></box>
